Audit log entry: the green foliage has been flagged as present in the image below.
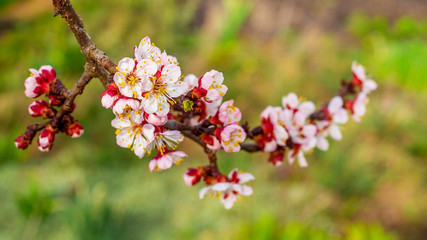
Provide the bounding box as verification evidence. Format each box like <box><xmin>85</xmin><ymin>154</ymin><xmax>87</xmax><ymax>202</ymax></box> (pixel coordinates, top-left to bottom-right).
<box><xmin>17</xmin><ymin>183</ymin><xmax>54</xmax><ymax>220</ymax></box>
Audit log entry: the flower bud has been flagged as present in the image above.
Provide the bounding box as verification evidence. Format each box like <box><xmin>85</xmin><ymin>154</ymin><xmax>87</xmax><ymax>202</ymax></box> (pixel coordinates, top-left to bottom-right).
<box><xmin>37</xmin><ymin>125</ymin><xmax>55</xmax><ymax>152</ymax></box>
<box><xmin>183</xmin><ymin>168</ymin><xmax>202</xmax><ymax>186</ymax></box>
<box><xmin>101</xmin><ymin>83</ymin><xmax>119</xmax><ymax>109</ymax></box>
<box><xmin>15</xmin><ymin>134</ymin><xmax>30</xmax><ymax>149</ymax></box>
<box><xmin>65</xmin><ymin>122</ymin><xmax>84</xmax><ymax>138</ymax></box>
<box><xmin>28</xmin><ymin>100</ymin><xmax>49</xmax><ymax>118</ymax></box>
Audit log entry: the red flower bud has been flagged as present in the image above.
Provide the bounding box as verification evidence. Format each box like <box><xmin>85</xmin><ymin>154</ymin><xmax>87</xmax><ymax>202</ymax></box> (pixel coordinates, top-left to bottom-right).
<box><xmin>37</xmin><ymin>125</ymin><xmax>55</xmax><ymax>152</ymax></box>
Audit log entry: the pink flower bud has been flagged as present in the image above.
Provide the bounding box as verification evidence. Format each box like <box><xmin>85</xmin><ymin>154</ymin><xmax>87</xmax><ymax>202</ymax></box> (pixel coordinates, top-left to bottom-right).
<box><xmin>24</xmin><ymin>70</ymin><xmax>48</xmax><ymax>98</ymax></box>
<box><xmin>101</xmin><ymin>84</ymin><xmax>120</xmax><ymax>109</ymax></box>
<box><xmin>65</xmin><ymin>122</ymin><xmax>84</xmax><ymax>138</ymax></box>
<box><xmin>15</xmin><ymin>134</ymin><xmax>30</xmax><ymax>150</ymax></box>
<box><xmin>28</xmin><ymin>100</ymin><xmax>49</xmax><ymax>118</ymax></box>
<box><xmin>268</xmin><ymin>150</ymin><xmax>284</xmax><ymax>167</ymax></box>
<box><xmin>39</xmin><ymin>65</ymin><xmax>57</xmax><ymax>83</ymax></box>
<box><xmin>183</xmin><ymin>168</ymin><xmax>202</xmax><ymax>186</ymax></box>
<box><xmin>37</xmin><ymin>126</ymin><xmax>55</xmax><ymax>152</ymax></box>
<box><xmin>144</xmin><ymin>112</ymin><xmax>167</xmax><ymax>126</ymax></box>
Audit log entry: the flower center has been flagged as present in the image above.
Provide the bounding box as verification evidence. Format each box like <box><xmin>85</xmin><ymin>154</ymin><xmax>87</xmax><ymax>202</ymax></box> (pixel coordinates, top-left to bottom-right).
<box><xmin>126</xmin><ymin>73</ymin><xmax>139</xmax><ymax>86</ymax></box>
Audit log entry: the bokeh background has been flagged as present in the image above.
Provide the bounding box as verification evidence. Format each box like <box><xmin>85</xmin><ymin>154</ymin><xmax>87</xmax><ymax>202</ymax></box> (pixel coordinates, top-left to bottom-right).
<box><xmin>1</xmin><ymin>0</ymin><xmax>427</xmax><ymax>239</ymax></box>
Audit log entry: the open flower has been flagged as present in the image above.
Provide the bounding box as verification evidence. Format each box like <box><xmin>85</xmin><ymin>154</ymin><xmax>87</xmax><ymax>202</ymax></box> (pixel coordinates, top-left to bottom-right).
<box><xmin>280</xmin><ymin>93</ymin><xmax>317</xmax><ymax>167</ymax></box>
<box><xmin>220</xmin><ymin>124</ymin><xmax>246</xmax><ymax>152</ymax></box>
<box><xmin>192</xmin><ymin>70</ymin><xmax>228</xmax><ymax>102</ymax></box>
<box><xmin>216</xmin><ymin>99</ymin><xmax>242</xmax><ymax>125</ymax></box>
<box><xmin>28</xmin><ymin>100</ymin><xmax>50</xmax><ymax>118</ymax></box>
<box><xmin>148</xmin><ymin>149</ymin><xmax>187</xmax><ymax>172</ymax></box>
<box><xmin>256</xmin><ymin>106</ymin><xmax>288</xmax><ymax>152</ymax></box>
<box><xmin>134</xmin><ymin>36</ymin><xmax>162</xmax><ymax>64</ymax></box>
<box><xmin>140</xmin><ymin>63</ymin><xmax>188</xmax><ymax>116</ymax></box>
<box><xmin>315</xmin><ymin>96</ymin><xmax>348</xmax><ymax>150</ymax></box>
<box><xmin>199</xmin><ymin>169</ymin><xmax>254</xmax><ymax>209</ymax></box>
<box><xmin>114</xmin><ymin>57</ymin><xmax>157</xmax><ymax>99</ymax></box>
<box><xmin>111</xmin><ymin>112</ymin><xmax>155</xmax><ymax>158</ymax></box>
<box><xmin>352</xmin><ymin>61</ymin><xmax>377</xmax><ymax>94</ymax></box>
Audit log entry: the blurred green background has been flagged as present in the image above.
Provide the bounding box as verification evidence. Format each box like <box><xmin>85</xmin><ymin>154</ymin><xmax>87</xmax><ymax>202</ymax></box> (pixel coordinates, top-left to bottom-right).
<box><xmin>1</xmin><ymin>0</ymin><xmax>427</xmax><ymax>239</ymax></box>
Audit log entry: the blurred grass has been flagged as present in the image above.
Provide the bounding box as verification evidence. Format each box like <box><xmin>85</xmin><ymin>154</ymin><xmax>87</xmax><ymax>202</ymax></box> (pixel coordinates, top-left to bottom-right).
<box><xmin>1</xmin><ymin>0</ymin><xmax>427</xmax><ymax>239</ymax></box>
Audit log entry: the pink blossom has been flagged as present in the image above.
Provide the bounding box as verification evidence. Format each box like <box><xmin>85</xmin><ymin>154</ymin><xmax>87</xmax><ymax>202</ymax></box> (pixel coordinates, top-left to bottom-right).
<box><xmin>112</xmin><ymin>97</ymin><xmax>141</xmax><ymax>118</ymax></box>
<box><xmin>217</xmin><ymin>100</ymin><xmax>242</xmax><ymax>125</ymax></box>
<box><xmin>111</xmin><ymin>112</ymin><xmax>155</xmax><ymax>158</ymax></box>
<box><xmin>352</xmin><ymin>61</ymin><xmax>377</xmax><ymax>94</ymax></box>
<box><xmin>193</xmin><ymin>70</ymin><xmax>228</xmax><ymax>102</ymax></box>
<box><xmin>220</xmin><ymin>124</ymin><xmax>246</xmax><ymax>152</ymax></box>
<box><xmin>144</xmin><ymin>112</ymin><xmax>168</xmax><ymax>126</ymax></box>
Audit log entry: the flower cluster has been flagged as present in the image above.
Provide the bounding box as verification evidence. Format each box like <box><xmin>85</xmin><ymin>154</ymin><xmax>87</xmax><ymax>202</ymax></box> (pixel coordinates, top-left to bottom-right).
<box><xmin>253</xmin><ymin>62</ymin><xmax>377</xmax><ymax>167</ymax></box>
<box><xmin>102</xmin><ymin>37</ymin><xmax>190</xmax><ymax>171</ymax></box>
<box><xmin>15</xmin><ymin>65</ymin><xmax>84</xmax><ymax>151</ymax></box>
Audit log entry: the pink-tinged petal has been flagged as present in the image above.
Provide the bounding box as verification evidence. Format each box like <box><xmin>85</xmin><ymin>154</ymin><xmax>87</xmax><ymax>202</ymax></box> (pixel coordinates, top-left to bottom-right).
<box><xmin>115</xmin><ymin>130</ymin><xmax>134</xmax><ymax>148</ymax></box>
<box><xmin>260</xmin><ymin>106</ymin><xmax>274</xmax><ymax>120</ymax></box>
<box><xmin>274</xmin><ymin>125</ymin><xmax>288</xmax><ymax>146</ymax></box>
<box><xmin>237</xmin><ymin>173</ymin><xmax>255</xmax><ymax>184</ymax></box>
<box><xmin>328</xmin><ymin>96</ymin><xmax>343</xmax><ymax>114</ymax></box>
<box><xmin>148</xmin><ymin>159</ymin><xmax>157</xmax><ymax>172</ymax></box>
<box><xmin>145</xmin><ymin>113</ymin><xmax>167</xmax><ymax>126</ymax></box>
<box><xmin>199</xmin><ymin>72</ymin><xmax>214</xmax><ymax>90</ymax></box>
<box><xmin>205</xmin><ymin>98</ymin><xmax>222</xmax><ymax>118</ymax></box>
<box><xmin>165</xmin><ymin>81</ymin><xmax>188</xmax><ymax>98</ymax></box>
<box><xmin>293</xmin><ymin>112</ymin><xmax>306</xmax><ymax>126</ymax></box>
<box><xmin>333</xmin><ymin>109</ymin><xmax>348</xmax><ymax>124</ymax></box>
<box><xmin>329</xmin><ymin>124</ymin><xmax>342</xmax><ymax>140</ymax></box>
<box><xmin>136</xmin><ymin>59</ymin><xmax>158</xmax><ymax>76</ymax></box>
<box><xmin>363</xmin><ymin>79</ymin><xmax>377</xmax><ymax>94</ymax></box>
<box><xmin>162</xmin><ymin>64</ymin><xmax>181</xmax><ymax>83</ymax></box>
<box><xmin>239</xmin><ymin>185</ymin><xmax>253</xmax><ymax>196</ymax></box>
<box><xmin>183</xmin><ymin>74</ymin><xmax>198</xmax><ymax>91</ymax></box>
<box><xmin>282</xmin><ymin>93</ymin><xmax>299</xmax><ymax>109</ymax></box>
<box><xmin>297</xmin><ymin>151</ymin><xmax>308</xmax><ymax>167</ymax></box>
<box><xmin>117</xmin><ymin>57</ymin><xmax>135</xmax><ymax>73</ymax></box>
<box><xmin>111</xmin><ymin>118</ymin><xmax>132</xmax><ymax>129</ymax></box>
<box><xmin>352</xmin><ymin>61</ymin><xmax>366</xmax><ymax>81</ymax></box>
<box><xmin>299</xmin><ymin>101</ymin><xmax>315</xmax><ymax>116</ymax></box>
<box><xmin>221</xmin><ymin>192</ymin><xmax>237</xmax><ymax>209</ymax></box>
<box><xmin>206</xmin><ymin>89</ymin><xmax>221</xmax><ymax>102</ymax></box>
<box><xmin>101</xmin><ymin>94</ymin><xmax>118</xmax><ymax>109</ymax></box>
<box><xmin>142</xmin><ymin>124</ymin><xmax>155</xmax><ymax>141</ymax></box>
<box><xmin>263</xmin><ymin>140</ymin><xmax>277</xmax><ymax>152</ymax></box>
<box><xmin>140</xmin><ymin>77</ymin><xmax>154</xmax><ymax>92</ymax></box>
<box><xmin>316</xmin><ymin>135</ymin><xmax>329</xmax><ymax>151</ymax></box>
<box><xmin>171</xmin><ymin>151</ymin><xmax>188</xmax><ymax>158</ymax></box>
<box><xmin>302</xmin><ymin>137</ymin><xmax>317</xmax><ymax>151</ymax></box>
<box><xmin>302</xmin><ymin>125</ymin><xmax>317</xmax><ymax>137</ymax></box>
<box><xmin>156</xmin><ymin>155</ymin><xmax>174</xmax><ymax>170</ymax></box>
<box><xmin>24</xmin><ymin>77</ymin><xmax>39</xmax><ymax>98</ymax></box>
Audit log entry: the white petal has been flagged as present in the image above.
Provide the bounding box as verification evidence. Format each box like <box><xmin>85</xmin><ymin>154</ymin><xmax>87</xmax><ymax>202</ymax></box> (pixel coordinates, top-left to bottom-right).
<box><xmin>199</xmin><ymin>187</ymin><xmax>211</xmax><ymax>199</ymax></box>
<box><xmin>238</xmin><ymin>173</ymin><xmax>255</xmax><ymax>184</ymax></box>
<box><xmin>299</xmin><ymin>101</ymin><xmax>315</xmax><ymax>116</ymax></box>
<box><xmin>317</xmin><ymin>135</ymin><xmax>329</xmax><ymax>151</ymax></box>
<box><xmin>333</xmin><ymin>109</ymin><xmax>348</xmax><ymax>124</ymax></box>
<box><xmin>133</xmin><ymin>134</ymin><xmax>148</xmax><ymax>158</ymax></box>
<box><xmin>283</xmin><ymin>93</ymin><xmax>299</xmax><ymax>109</ymax></box>
<box><xmin>329</xmin><ymin>124</ymin><xmax>342</xmax><ymax>140</ymax></box>
<box><xmin>111</xmin><ymin>118</ymin><xmax>131</xmax><ymax>129</ymax></box>
<box><xmin>116</xmin><ymin>130</ymin><xmax>134</xmax><ymax>148</ymax></box>
<box><xmin>297</xmin><ymin>152</ymin><xmax>308</xmax><ymax>167</ymax></box>
<box><xmin>328</xmin><ymin>96</ymin><xmax>343</xmax><ymax>114</ymax></box>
